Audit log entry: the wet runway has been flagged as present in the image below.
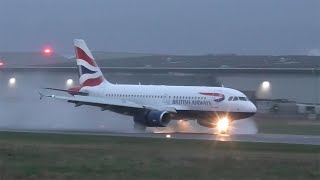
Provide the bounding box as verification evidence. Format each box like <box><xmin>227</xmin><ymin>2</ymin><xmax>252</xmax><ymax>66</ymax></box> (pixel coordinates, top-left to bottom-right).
<box><xmin>1</xmin><ymin>129</ymin><xmax>320</xmax><ymax>145</ymax></box>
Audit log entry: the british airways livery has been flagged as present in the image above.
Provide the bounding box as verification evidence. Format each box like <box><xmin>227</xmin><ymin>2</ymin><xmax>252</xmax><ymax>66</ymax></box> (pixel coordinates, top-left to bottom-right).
<box><xmin>41</xmin><ymin>39</ymin><xmax>257</xmax><ymax>133</ymax></box>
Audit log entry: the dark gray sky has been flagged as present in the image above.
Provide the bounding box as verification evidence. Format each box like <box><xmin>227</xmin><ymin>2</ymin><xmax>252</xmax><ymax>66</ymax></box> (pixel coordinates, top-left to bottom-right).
<box><xmin>0</xmin><ymin>0</ymin><xmax>320</xmax><ymax>55</ymax></box>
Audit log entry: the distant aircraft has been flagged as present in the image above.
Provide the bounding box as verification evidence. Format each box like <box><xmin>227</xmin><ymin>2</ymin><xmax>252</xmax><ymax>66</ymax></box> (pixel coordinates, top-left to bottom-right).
<box><xmin>40</xmin><ymin>39</ymin><xmax>256</xmax><ymax>133</ymax></box>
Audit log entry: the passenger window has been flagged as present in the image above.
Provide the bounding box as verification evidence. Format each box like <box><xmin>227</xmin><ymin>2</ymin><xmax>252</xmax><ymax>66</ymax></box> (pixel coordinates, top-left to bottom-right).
<box><xmin>233</xmin><ymin>97</ymin><xmax>239</xmax><ymax>101</ymax></box>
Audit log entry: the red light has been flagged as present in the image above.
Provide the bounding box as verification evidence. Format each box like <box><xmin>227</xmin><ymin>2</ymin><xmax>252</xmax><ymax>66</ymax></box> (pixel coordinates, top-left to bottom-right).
<box><xmin>0</xmin><ymin>61</ymin><xmax>4</xmax><ymax>67</ymax></box>
<box><xmin>43</xmin><ymin>47</ymin><xmax>53</xmax><ymax>56</ymax></box>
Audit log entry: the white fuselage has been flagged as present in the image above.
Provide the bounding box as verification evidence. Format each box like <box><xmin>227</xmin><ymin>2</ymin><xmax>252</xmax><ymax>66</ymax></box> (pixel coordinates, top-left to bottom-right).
<box><xmin>81</xmin><ymin>83</ymin><xmax>257</xmax><ymax>119</ymax></box>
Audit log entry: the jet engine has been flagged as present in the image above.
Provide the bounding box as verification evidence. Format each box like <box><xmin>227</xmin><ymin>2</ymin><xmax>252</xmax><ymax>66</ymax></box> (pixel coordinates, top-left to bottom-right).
<box><xmin>134</xmin><ymin>110</ymin><xmax>171</xmax><ymax>127</ymax></box>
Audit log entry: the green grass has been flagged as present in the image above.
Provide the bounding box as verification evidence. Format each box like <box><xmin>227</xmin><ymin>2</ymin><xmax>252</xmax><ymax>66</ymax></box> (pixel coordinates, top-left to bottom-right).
<box><xmin>0</xmin><ymin>132</ymin><xmax>319</xmax><ymax>180</ymax></box>
<box><xmin>256</xmin><ymin>119</ymin><xmax>320</xmax><ymax>135</ymax></box>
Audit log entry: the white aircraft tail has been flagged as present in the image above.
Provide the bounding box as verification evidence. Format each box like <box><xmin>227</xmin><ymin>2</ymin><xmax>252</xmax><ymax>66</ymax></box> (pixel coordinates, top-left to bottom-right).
<box><xmin>74</xmin><ymin>39</ymin><xmax>111</xmax><ymax>87</ymax></box>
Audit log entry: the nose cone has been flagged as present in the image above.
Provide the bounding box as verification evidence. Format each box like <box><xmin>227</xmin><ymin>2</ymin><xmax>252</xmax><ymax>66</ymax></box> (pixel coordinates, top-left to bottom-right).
<box><xmin>240</xmin><ymin>101</ymin><xmax>257</xmax><ymax>119</ymax></box>
<box><xmin>249</xmin><ymin>101</ymin><xmax>257</xmax><ymax>113</ymax></box>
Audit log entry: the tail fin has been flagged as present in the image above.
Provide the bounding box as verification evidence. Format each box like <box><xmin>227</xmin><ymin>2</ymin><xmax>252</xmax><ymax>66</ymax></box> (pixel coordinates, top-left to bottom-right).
<box><xmin>74</xmin><ymin>39</ymin><xmax>111</xmax><ymax>86</ymax></box>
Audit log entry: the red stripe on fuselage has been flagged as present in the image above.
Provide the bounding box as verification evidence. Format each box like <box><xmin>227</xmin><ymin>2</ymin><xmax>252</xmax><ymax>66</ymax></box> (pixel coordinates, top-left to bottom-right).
<box><xmin>82</xmin><ymin>76</ymin><xmax>104</xmax><ymax>86</ymax></box>
<box><xmin>199</xmin><ymin>92</ymin><xmax>224</xmax><ymax>97</ymax></box>
<box><xmin>75</xmin><ymin>47</ymin><xmax>96</xmax><ymax>66</ymax></box>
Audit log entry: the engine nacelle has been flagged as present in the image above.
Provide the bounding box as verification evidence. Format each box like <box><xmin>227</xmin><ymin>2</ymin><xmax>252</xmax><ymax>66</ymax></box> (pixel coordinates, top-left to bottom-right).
<box><xmin>134</xmin><ymin>110</ymin><xmax>171</xmax><ymax>127</ymax></box>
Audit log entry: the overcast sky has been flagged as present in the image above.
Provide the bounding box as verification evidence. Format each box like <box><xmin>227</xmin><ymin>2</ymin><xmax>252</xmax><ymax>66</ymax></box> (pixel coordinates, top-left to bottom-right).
<box><xmin>0</xmin><ymin>0</ymin><xmax>319</xmax><ymax>55</ymax></box>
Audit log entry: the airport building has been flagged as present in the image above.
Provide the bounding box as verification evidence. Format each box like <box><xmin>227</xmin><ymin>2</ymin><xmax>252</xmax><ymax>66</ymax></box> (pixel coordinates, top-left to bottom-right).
<box><xmin>1</xmin><ymin>52</ymin><xmax>320</xmax><ymax>118</ymax></box>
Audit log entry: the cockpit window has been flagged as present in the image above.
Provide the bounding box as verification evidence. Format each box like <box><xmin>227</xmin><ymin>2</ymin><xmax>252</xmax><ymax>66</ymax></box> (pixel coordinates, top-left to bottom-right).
<box><xmin>229</xmin><ymin>96</ymin><xmax>248</xmax><ymax>101</ymax></box>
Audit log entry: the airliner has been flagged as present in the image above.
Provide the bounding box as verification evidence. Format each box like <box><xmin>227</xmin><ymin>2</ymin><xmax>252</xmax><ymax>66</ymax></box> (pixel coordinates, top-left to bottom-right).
<box><xmin>40</xmin><ymin>39</ymin><xmax>257</xmax><ymax>133</ymax></box>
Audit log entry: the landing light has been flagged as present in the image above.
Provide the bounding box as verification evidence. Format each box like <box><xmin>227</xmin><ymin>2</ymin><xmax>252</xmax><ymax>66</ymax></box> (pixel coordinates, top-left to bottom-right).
<box><xmin>9</xmin><ymin>78</ymin><xmax>16</xmax><ymax>86</ymax></box>
<box><xmin>166</xmin><ymin>134</ymin><xmax>171</xmax><ymax>138</ymax></box>
<box><xmin>217</xmin><ymin>117</ymin><xmax>230</xmax><ymax>134</ymax></box>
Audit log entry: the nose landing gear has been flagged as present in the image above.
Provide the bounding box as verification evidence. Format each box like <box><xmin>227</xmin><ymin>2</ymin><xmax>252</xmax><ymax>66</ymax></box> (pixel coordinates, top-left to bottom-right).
<box><xmin>216</xmin><ymin>117</ymin><xmax>230</xmax><ymax>134</ymax></box>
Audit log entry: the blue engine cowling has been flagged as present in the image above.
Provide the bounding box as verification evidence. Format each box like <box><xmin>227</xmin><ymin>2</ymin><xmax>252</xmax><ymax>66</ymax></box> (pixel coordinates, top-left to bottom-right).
<box><xmin>134</xmin><ymin>110</ymin><xmax>171</xmax><ymax>127</ymax></box>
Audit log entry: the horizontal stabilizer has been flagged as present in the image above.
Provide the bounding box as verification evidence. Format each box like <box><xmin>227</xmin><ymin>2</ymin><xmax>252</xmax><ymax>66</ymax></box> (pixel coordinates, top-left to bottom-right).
<box><xmin>43</xmin><ymin>88</ymin><xmax>89</xmax><ymax>96</ymax></box>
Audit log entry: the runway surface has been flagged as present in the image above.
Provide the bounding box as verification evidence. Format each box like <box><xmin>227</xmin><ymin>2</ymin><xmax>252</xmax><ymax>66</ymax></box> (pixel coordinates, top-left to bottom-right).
<box><xmin>1</xmin><ymin>129</ymin><xmax>320</xmax><ymax>145</ymax></box>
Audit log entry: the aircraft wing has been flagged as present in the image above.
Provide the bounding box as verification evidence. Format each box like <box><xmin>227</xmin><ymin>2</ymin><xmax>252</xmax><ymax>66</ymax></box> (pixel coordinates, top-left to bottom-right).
<box><xmin>39</xmin><ymin>92</ymin><xmax>177</xmax><ymax>113</ymax></box>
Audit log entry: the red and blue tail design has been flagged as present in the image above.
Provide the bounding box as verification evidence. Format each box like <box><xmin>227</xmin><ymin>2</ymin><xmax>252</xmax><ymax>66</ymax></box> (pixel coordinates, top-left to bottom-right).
<box><xmin>74</xmin><ymin>39</ymin><xmax>109</xmax><ymax>87</ymax></box>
